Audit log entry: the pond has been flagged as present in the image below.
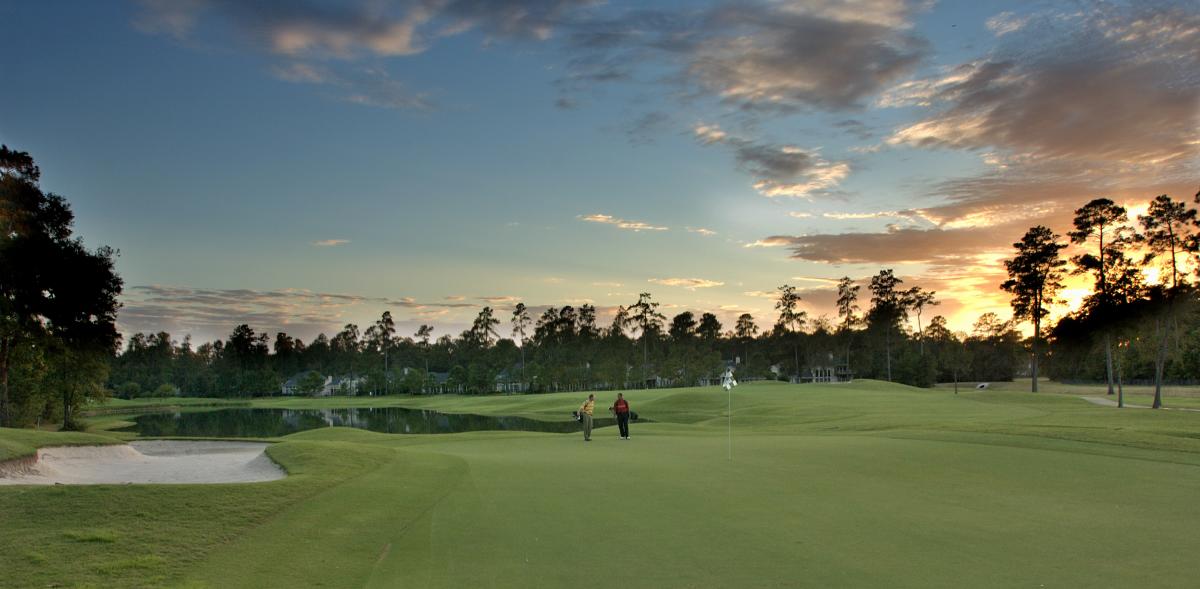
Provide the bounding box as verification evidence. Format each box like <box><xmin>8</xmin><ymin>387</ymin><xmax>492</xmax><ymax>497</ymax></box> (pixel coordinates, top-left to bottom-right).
<box><xmin>119</xmin><ymin>407</ymin><xmax>617</xmax><ymax>437</ymax></box>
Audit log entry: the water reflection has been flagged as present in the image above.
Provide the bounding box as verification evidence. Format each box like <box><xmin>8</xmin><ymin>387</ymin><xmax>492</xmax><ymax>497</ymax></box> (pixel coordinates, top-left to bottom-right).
<box><xmin>121</xmin><ymin>407</ymin><xmax>617</xmax><ymax>437</ymax></box>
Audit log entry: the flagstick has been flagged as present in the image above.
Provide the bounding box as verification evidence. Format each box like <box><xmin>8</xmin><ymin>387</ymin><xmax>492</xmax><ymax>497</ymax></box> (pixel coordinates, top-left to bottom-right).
<box><xmin>727</xmin><ymin>385</ymin><xmax>732</xmax><ymax>461</ymax></box>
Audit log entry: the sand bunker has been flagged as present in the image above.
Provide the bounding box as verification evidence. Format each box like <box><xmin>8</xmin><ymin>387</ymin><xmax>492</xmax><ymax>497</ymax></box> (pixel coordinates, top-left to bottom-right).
<box><xmin>0</xmin><ymin>441</ymin><xmax>285</xmax><ymax>485</ymax></box>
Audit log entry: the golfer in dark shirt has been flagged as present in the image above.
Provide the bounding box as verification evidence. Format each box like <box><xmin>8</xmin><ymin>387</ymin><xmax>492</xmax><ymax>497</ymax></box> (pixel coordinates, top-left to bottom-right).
<box><xmin>612</xmin><ymin>393</ymin><xmax>631</xmax><ymax>440</ymax></box>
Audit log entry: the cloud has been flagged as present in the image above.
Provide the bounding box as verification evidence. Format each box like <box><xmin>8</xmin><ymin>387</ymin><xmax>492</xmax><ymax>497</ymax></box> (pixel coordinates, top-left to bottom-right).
<box><xmin>626</xmin><ymin>111</ymin><xmax>671</xmax><ymax>144</ymax></box>
<box><xmin>648</xmin><ymin>277</ymin><xmax>724</xmax><ymax>290</ymax></box>
<box><xmin>692</xmin><ymin>123</ymin><xmax>850</xmax><ymax>199</ymax></box>
<box><xmin>985</xmin><ymin>12</ymin><xmax>1029</xmax><ymax>36</ymax></box>
<box><xmin>687</xmin><ymin>227</ymin><xmax>717</xmax><ymax>236</ymax></box>
<box><xmin>135</xmin><ymin>0</ymin><xmax>599</xmax><ymax>110</ymax></box>
<box><xmin>478</xmin><ymin>295</ymin><xmax>522</xmax><ymax>304</ymax></box>
<box><xmin>118</xmin><ymin>285</ymin><xmax>484</xmax><ymax>343</ymax></box>
<box><xmin>564</xmin><ymin>0</ymin><xmax>928</xmax><ymax>112</ymax></box>
<box><xmin>885</xmin><ymin>6</ymin><xmax>1200</xmax><ymax>167</ymax></box>
<box><xmin>787</xmin><ymin>212</ymin><xmax>813</xmax><ymax>219</ymax></box>
<box><xmin>742</xmin><ymin>290</ymin><xmax>777</xmax><ymax>299</ymax></box>
<box><xmin>833</xmin><ymin>118</ymin><xmax>875</xmax><ymax>141</ymax></box>
<box><xmin>760</xmin><ymin>227</ymin><xmax>1010</xmax><ymax>267</ymax></box>
<box><xmin>790</xmin><ymin>276</ymin><xmax>843</xmax><ymax>287</ymax></box>
<box><xmin>272</xmin><ymin>62</ymin><xmax>432</xmax><ymax>110</ymax></box>
<box><xmin>312</xmin><ymin>239</ymin><xmax>350</xmax><ymax>246</ymax></box>
<box><xmin>756</xmin><ymin>171</ymin><xmax>1197</xmax><ymax>272</ymax></box>
<box><xmin>136</xmin><ymin>0</ymin><xmax>599</xmax><ymax>59</ymax></box>
<box><xmin>693</xmin><ymin>124</ymin><xmax>728</xmax><ymax>145</ymax></box>
<box><xmin>743</xmin><ymin>237</ymin><xmax>795</xmax><ymax>248</ymax></box>
<box><xmin>819</xmin><ymin>210</ymin><xmax>936</xmax><ymax>229</ymax></box>
<box><xmin>579</xmin><ymin>213</ymin><xmax>669</xmax><ymax>231</ymax></box>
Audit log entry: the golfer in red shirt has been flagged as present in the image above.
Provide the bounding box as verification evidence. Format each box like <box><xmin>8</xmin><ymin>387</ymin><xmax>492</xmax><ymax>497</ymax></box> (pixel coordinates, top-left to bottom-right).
<box><xmin>611</xmin><ymin>393</ymin><xmax>631</xmax><ymax>440</ymax></box>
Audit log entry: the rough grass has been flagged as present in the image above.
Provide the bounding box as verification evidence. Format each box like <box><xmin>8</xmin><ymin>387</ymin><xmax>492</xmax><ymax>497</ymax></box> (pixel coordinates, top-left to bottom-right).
<box><xmin>5</xmin><ymin>380</ymin><xmax>1200</xmax><ymax>588</ymax></box>
<box><xmin>0</xmin><ymin>428</ymin><xmax>124</xmax><ymax>462</ymax></box>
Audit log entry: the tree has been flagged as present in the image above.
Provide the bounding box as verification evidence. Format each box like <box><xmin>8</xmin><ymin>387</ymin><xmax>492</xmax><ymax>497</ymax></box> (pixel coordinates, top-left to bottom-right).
<box><xmin>836</xmin><ymin>276</ymin><xmax>860</xmax><ymax>372</ymax></box>
<box><xmin>627</xmin><ymin>293</ymin><xmax>665</xmax><ymax>387</ymax></box>
<box><xmin>512</xmin><ymin>303</ymin><xmax>531</xmax><ymax>384</ymax></box>
<box><xmin>669</xmin><ymin>311</ymin><xmax>697</xmax><ymax>341</ymax></box>
<box><xmin>868</xmin><ymin>269</ymin><xmax>905</xmax><ymax>381</ymax></box>
<box><xmin>734</xmin><ymin>314</ymin><xmax>758</xmax><ymax>340</ymax></box>
<box><xmin>1139</xmin><ymin>194</ymin><xmax>1197</xmax><ymax>289</ymax></box>
<box><xmin>775</xmin><ymin>284</ymin><xmax>807</xmax><ymax>378</ymax></box>
<box><xmin>368</xmin><ymin>311</ymin><xmax>397</xmax><ymax>393</ymax></box>
<box><xmin>1069</xmin><ymin>198</ymin><xmax>1132</xmax><ymax>396</ymax></box>
<box><xmin>836</xmin><ymin>277</ymin><xmax>860</xmax><ymax>333</ymax></box>
<box><xmin>470</xmin><ymin>307</ymin><xmax>500</xmax><ymax>347</ymax></box>
<box><xmin>903</xmin><ymin>287</ymin><xmax>938</xmax><ymax>356</ymax></box>
<box><xmin>0</xmin><ymin>146</ymin><xmax>122</xmax><ymax>427</ymax></box>
<box><xmin>415</xmin><ymin>325</ymin><xmax>433</xmax><ymax>392</ymax></box>
<box><xmin>1138</xmin><ymin>194</ymin><xmax>1198</xmax><ymax>408</ymax></box>
<box><xmin>1002</xmin><ymin>226</ymin><xmax>1067</xmax><ymax>392</ymax></box>
<box><xmin>578</xmin><ymin>304</ymin><xmax>600</xmax><ymax>340</ymax></box>
<box><xmin>697</xmin><ymin>313</ymin><xmax>722</xmax><ymax>342</ymax></box>
<box><xmin>298</xmin><ymin>371</ymin><xmax>326</xmax><ymax>396</ymax></box>
<box><xmin>1001</xmin><ymin>226</ymin><xmax>1067</xmax><ymax>392</ymax></box>
<box><xmin>732</xmin><ymin>313</ymin><xmax>757</xmax><ymax>369</ymax></box>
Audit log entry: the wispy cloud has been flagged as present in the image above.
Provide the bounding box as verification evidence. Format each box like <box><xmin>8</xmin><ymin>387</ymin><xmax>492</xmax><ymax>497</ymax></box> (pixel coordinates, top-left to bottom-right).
<box><xmin>649</xmin><ymin>277</ymin><xmax>725</xmax><ymax>290</ymax></box>
<box><xmin>743</xmin><ymin>237</ymin><xmax>794</xmax><ymax>248</ymax></box>
<box><xmin>478</xmin><ymin>295</ymin><xmax>522</xmax><ymax>304</ymax></box>
<box><xmin>885</xmin><ymin>6</ymin><xmax>1200</xmax><ymax>167</ymax></box>
<box><xmin>135</xmin><ymin>0</ymin><xmax>598</xmax><ymax>59</ymax></box>
<box><xmin>118</xmin><ymin>284</ymin><xmax>480</xmax><ymax>344</ymax></box>
<box><xmin>790</xmin><ymin>276</ymin><xmax>842</xmax><ymax>286</ymax></box>
<box><xmin>742</xmin><ymin>290</ymin><xmax>777</xmax><ymax>299</ymax></box>
<box><xmin>692</xmin><ymin>123</ymin><xmax>850</xmax><ymax>199</ymax></box>
<box><xmin>985</xmin><ymin>11</ymin><xmax>1029</xmax><ymax>36</ymax></box>
<box><xmin>313</xmin><ymin>239</ymin><xmax>350</xmax><ymax>247</ymax></box>
<box><xmin>579</xmin><ymin>213</ymin><xmax>669</xmax><ymax>232</ymax></box>
<box><xmin>687</xmin><ymin>227</ymin><xmax>717</xmax><ymax>236</ymax></box>
<box><xmin>273</xmin><ymin>61</ymin><xmax>431</xmax><ymax>110</ymax></box>
<box><xmin>564</xmin><ymin>0</ymin><xmax>928</xmax><ymax>112</ymax></box>
<box><xmin>135</xmin><ymin>0</ymin><xmax>598</xmax><ymax>110</ymax></box>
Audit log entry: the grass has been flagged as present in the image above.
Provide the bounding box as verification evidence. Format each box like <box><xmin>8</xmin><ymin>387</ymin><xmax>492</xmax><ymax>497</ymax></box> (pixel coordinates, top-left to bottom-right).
<box><xmin>936</xmin><ymin>378</ymin><xmax>1200</xmax><ymax>409</ymax></box>
<box><xmin>0</xmin><ymin>428</ymin><xmax>124</xmax><ymax>462</ymax></box>
<box><xmin>5</xmin><ymin>380</ymin><xmax>1200</xmax><ymax>587</ymax></box>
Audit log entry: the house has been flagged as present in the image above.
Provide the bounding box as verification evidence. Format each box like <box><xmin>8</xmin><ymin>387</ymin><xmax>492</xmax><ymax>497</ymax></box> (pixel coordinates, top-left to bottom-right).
<box><xmin>281</xmin><ymin>371</ymin><xmax>329</xmax><ymax>396</ymax></box>
<box><xmin>282</xmin><ymin>372</ymin><xmax>366</xmax><ymax>396</ymax></box>
<box><xmin>806</xmin><ymin>365</ymin><xmax>853</xmax><ymax>383</ymax></box>
<box><xmin>325</xmin><ymin>375</ymin><xmax>366</xmax><ymax>396</ymax></box>
<box><xmin>494</xmin><ymin>368</ymin><xmax>530</xmax><ymax>393</ymax></box>
<box><xmin>425</xmin><ymin>371</ymin><xmax>463</xmax><ymax>394</ymax></box>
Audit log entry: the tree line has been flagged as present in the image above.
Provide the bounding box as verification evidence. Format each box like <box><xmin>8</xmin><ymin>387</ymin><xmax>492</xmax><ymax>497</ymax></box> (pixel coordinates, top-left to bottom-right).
<box><xmin>107</xmin><ymin>191</ymin><xmax>1200</xmax><ymax>405</ymax></box>
<box><xmin>4</xmin><ymin>145</ymin><xmax>1199</xmax><ymax>427</ymax></box>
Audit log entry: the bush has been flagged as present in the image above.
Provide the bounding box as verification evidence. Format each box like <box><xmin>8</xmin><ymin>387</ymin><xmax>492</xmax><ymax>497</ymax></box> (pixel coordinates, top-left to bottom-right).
<box><xmin>117</xmin><ymin>382</ymin><xmax>141</xmax><ymax>399</ymax></box>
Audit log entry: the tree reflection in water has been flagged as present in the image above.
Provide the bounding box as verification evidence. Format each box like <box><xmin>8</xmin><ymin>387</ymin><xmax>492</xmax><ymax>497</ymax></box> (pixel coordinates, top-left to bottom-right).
<box><xmin>122</xmin><ymin>408</ymin><xmax>619</xmax><ymax>437</ymax></box>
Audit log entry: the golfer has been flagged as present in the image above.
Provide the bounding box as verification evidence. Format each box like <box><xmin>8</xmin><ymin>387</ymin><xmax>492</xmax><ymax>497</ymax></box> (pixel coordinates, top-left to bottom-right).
<box><xmin>579</xmin><ymin>394</ymin><xmax>595</xmax><ymax>441</ymax></box>
<box><xmin>611</xmin><ymin>393</ymin><xmax>631</xmax><ymax>440</ymax></box>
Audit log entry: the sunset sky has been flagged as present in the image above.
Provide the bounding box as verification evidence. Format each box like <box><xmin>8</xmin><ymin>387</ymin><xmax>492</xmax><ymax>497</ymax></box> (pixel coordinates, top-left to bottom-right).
<box><xmin>2</xmin><ymin>0</ymin><xmax>1197</xmax><ymax>344</ymax></box>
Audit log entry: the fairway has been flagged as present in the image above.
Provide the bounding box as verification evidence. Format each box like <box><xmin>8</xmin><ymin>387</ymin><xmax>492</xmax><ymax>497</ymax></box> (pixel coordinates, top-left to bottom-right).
<box><xmin>4</xmin><ymin>381</ymin><xmax>1200</xmax><ymax>588</ymax></box>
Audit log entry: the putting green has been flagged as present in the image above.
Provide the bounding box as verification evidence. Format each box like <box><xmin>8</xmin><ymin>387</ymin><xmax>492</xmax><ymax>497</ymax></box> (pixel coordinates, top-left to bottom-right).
<box><xmin>4</xmin><ymin>381</ymin><xmax>1200</xmax><ymax>588</ymax></box>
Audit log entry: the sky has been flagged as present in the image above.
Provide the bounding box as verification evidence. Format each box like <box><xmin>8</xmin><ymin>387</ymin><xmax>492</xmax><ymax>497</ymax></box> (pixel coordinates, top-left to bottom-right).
<box><xmin>2</xmin><ymin>0</ymin><xmax>1197</xmax><ymax>345</ymax></box>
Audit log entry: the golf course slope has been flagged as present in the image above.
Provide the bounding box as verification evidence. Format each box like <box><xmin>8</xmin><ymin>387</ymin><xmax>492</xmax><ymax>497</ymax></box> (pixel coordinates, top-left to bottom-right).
<box><xmin>3</xmin><ymin>380</ymin><xmax>1200</xmax><ymax>588</ymax></box>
